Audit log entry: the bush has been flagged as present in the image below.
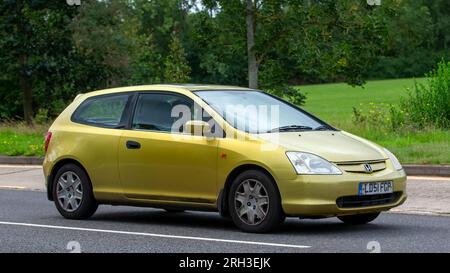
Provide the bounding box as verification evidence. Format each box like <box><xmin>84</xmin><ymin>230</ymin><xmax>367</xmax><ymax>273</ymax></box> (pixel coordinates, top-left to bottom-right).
<box><xmin>388</xmin><ymin>104</ymin><xmax>406</xmax><ymax>131</ymax></box>
<box><xmin>33</xmin><ymin>109</ymin><xmax>49</xmax><ymax>125</ymax></box>
<box><xmin>352</xmin><ymin>102</ymin><xmax>396</xmax><ymax>131</ymax></box>
<box><xmin>352</xmin><ymin>60</ymin><xmax>450</xmax><ymax>132</ymax></box>
<box><xmin>400</xmin><ymin>60</ymin><xmax>450</xmax><ymax>129</ymax></box>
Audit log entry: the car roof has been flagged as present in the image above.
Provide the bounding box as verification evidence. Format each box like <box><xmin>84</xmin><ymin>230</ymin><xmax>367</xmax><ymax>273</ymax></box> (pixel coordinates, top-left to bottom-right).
<box><xmin>78</xmin><ymin>84</ymin><xmax>256</xmax><ymax>99</ymax></box>
<box><xmin>157</xmin><ymin>84</ymin><xmax>254</xmax><ymax>91</ymax></box>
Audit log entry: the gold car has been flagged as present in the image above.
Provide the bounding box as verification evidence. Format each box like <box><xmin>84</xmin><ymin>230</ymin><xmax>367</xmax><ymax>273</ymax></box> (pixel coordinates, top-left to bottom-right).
<box><xmin>43</xmin><ymin>84</ymin><xmax>407</xmax><ymax>233</ymax></box>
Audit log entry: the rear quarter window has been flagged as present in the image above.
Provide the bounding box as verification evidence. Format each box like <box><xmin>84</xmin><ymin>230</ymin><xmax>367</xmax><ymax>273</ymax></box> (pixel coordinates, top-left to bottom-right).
<box><xmin>71</xmin><ymin>93</ymin><xmax>130</xmax><ymax>128</ymax></box>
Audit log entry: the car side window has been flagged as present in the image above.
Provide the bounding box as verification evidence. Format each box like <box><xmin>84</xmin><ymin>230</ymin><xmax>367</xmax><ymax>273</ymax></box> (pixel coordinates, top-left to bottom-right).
<box><xmin>132</xmin><ymin>93</ymin><xmax>224</xmax><ymax>136</ymax></box>
<box><xmin>132</xmin><ymin>93</ymin><xmax>194</xmax><ymax>133</ymax></box>
<box><xmin>72</xmin><ymin>94</ymin><xmax>130</xmax><ymax>128</ymax></box>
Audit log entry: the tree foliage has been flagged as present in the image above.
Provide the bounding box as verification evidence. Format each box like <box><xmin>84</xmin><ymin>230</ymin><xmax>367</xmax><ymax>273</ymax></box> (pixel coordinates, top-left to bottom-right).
<box><xmin>0</xmin><ymin>0</ymin><xmax>448</xmax><ymax>121</ymax></box>
<box><xmin>0</xmin><ymin>0</ymin><xmax>77</xmax><ymax>122</ymax></box>
<box><xmin>163</xmin><ymin>32</ymin><xmax>191</xmax><ymax>83</ymax></box>
<box><xmin>368</xmin><ymin>0</ymin><xmax>450</xmax><ymax>78</ymax></box>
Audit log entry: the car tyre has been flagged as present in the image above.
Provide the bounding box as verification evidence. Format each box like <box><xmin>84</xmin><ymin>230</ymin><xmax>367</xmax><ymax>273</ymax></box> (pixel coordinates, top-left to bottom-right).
<box><xmin>52</xmin><ymin>163</ymin><xmax>98</xmax><ymax>219</ymax></box>
<box><xmin>228</xmin><ymin>170</ymin><xmax>285</xmax><ymax>233</ymax></box>
<box><xmin>337</xmin><ymin>212</ymin><xmax>380</xmax><ymax>225</ymax></box>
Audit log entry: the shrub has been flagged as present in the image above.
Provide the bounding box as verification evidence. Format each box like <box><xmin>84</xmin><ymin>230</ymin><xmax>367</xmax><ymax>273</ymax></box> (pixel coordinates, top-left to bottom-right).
<box><xmin>353</xmin><ymin>60</ymin><xmax>450</xmax><ymax>132</ymax></box>
<box><xmin>33</xmin><ymin>109</ymin><xmax>49</xmax><ymax>125</ymax></box>
<box><xmin>352</xmin><ymin>103</ymin><xmax>393</xmax><ymax>131</ymax></box>
<box><xmin>400</xmin><ymin>60</ymin><xmax>450</xmax><ymax>129</ymax></box>
<box><xmin>388</xmin><ymin>104</ymin><xmax>406</xmax><ymax>131</ymax></box>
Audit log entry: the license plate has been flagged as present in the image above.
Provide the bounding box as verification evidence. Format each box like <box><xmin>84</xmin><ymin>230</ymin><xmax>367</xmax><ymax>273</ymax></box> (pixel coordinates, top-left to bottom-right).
<box><xmin>358</xmin><ymin>181</ymin><xmax>393</xmax><ymax>196</ymax></box>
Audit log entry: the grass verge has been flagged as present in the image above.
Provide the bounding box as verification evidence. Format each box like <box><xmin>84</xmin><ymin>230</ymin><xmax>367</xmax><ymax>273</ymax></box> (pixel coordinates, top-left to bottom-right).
<box><xmin>0</xmin><ymin>123</ymin><xmax>48</xmax><ymax>157</ymax></box>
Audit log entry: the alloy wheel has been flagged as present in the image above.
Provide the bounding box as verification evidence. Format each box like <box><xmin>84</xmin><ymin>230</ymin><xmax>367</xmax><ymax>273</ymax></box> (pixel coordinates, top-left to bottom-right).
<box><xmin>56</xmin><ymin>171</ymin><xmax>83</xmax><ymax>212</ymax></box>
<box><xmin>234</xmin><ymin>179</ymin><xmax>270</xmax><ymax>225</ymax></box>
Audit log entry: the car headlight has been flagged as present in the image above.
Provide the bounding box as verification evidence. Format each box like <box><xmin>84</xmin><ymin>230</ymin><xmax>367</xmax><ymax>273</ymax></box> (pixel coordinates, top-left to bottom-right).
<box><xmin>382</xmin><ymin>148</ymin><xmax>402</xmax><ymax>170</ymax></box>
<box><xmin>286</xmin><ymin>152</ymin><xmax>342</xmax><ymax>175</ymax></box>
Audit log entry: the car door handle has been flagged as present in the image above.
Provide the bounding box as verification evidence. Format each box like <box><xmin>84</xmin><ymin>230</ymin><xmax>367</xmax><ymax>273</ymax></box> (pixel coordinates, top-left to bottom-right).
<box><xmin>126</xmin><ymin>140</ymin><xmax>141</xmax><ymax>149</ymax></box>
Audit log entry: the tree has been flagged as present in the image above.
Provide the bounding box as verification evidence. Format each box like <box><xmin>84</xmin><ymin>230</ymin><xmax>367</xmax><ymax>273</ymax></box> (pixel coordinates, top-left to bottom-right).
<box><xmin>290</xmin><ymin>0</ymin><xmax>390</xmax><ymax>86</ymax></box>
<box><xmin>368</xmin><ymin>0</ymin><xmax>450</xmax><ymax>79</ymax></box>
<box><xmin>134</xmin><ymin>0</ymin><xmax>191</xmax><ymax>61</ymax></box>
<box><xmin>197</xmin><ymin>0</ymin><xmax>389</xmax><ymax>93</ymax></box>
<box><xmin>163</xmin><ymin>32</ymin><xmax>191</xmax><ymax>83</ymax></box>
<box><xmin>246</xmin><ymin>0</ymin><xmax>258</xmax><ymax>88</ymax></box>
<box><xmin>1</xmin><ymin>0</ymin><xmax>441</xmax><ymax>121</ymax></box>
<box><xmin>128</xmin><ymin>0</ymin><xmax>192</xmax><ymax>85</ymax></box>
<box><xmin>129</xmin><ymin>33</ymin><xmax>163</xmax><ymax>85</ymax></box>
<box><xmin>70</xmin><ymin>0</ymin><xmax>134</xmax><ymax>88</ymax></box>
<box><xmin>0</xmin><ymin>0</ymin><xmax>76</xmax><ymax>123</ymax></box>
<box><xmin>186</xmin><ymin>3</ymin><xmax>247</xmax><ymax>86</ymax></box>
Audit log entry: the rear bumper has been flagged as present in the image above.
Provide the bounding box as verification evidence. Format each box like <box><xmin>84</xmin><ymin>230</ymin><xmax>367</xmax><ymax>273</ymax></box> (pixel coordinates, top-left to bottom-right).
<box><xmin>278</xmin><ymin>169</ymin><xmax>407</xmax><ymax>217</ymax></box>
<box><xmin>42</xmin><ymin>156</ymin><xmax>54</xmax><ymax>201</ymax></box>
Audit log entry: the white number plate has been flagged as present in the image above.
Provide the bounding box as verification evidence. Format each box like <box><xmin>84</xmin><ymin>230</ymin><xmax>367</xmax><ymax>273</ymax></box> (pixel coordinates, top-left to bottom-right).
<box><xmin>358</xmin><ymin>181</ymin><xmax>393</xmax><ymax>196</ymax></box>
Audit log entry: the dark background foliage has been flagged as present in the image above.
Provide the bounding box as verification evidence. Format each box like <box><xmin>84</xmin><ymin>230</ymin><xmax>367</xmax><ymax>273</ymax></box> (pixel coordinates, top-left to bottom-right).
<box><xmin>0</xmin><ymin>0</ymin><xmax>449</xmax><ymax>122</ymax></box>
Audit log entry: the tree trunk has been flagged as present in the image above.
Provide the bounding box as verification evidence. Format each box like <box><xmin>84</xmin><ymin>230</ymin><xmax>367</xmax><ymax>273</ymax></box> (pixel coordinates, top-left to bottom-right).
<box><xmin>246</xmin><ymin>0</ymin><xmax>258</xmax><ymax>89</ymax></box>
<box><xmin>18</xmin><ymin>54</ymin><xmax>33</xmax><ymax>125</ymax></box>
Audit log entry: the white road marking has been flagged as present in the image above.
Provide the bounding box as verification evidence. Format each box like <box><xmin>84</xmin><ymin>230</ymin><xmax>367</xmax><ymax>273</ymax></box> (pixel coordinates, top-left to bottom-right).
<box><xmin>408</xmin><ymin>176</ymin><xmax>450</xmax><ymax>181</ymax></box>
<box><xmin>0</xmin><ymin>186</ymin><xmax>26</xmax><ymax>190</ymax></box>
<box><xmin>0</xmin><ymin>164</ymin><xmax>42</xmax><ymax>169</ymax></box>
<box><xmin>389</xmin><ymin>210</ymin><xmax>444</xmax><ymax>216</ymax></box>
<box><xmin>0</xmin><ymin>221</ymin><xmax>311</xmax><ymax>249</ymax></box>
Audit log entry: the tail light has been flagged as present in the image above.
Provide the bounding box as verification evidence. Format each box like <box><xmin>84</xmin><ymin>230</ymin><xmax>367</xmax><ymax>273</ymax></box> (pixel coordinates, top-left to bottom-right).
<box><xmin>44</xmin><ymin>132</ymin><xmax>52</xmax><ymax>153</ymax></box>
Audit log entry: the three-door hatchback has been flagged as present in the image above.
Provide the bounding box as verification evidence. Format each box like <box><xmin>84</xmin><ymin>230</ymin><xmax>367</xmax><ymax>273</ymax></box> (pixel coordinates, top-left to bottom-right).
<box><xmin>43</xmin><ymin>84</ymin><xmax>407</xmax><ymax>233</ymax></box>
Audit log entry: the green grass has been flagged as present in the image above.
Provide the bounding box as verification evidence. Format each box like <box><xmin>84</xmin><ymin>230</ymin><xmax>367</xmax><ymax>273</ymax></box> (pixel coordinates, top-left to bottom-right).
<box><xmin>300</xmin><ymin>78</ymin><xmax>426</xmax><ymax>122</ymax></box>
<box><xmin>298</xmin><ymin>78</ymin><xmax>450</xmax><ymax>164</ymax></box>
<box><xmin>0</xmin><ymin>123</ymin><xmax>47</xmax><ymax>157</ymax></box>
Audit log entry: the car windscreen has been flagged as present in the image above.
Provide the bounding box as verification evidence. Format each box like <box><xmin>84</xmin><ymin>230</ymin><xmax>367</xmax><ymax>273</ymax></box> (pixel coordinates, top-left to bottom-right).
<box><xmin>194</xmin><ymin>90</ymin><xmax>332</xmax><ymax>133</ymax></box>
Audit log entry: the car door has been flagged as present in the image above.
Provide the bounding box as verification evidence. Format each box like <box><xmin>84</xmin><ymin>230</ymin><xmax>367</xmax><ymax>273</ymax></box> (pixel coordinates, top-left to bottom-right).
<box><xmin>69</xmin><ymin>93</ymin><xmax>133</xmax><ymax>199</ymax></box>
<box><xmin>118</xmin><ymin>92</ymin><xmax>219</xmax><ymax>205</ymax></box>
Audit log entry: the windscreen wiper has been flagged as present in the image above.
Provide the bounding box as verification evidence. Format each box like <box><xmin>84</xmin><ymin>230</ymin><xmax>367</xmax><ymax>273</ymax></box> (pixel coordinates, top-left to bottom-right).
<box><xmin>269</xmin><ymin>125</ymin><xmax>313</xmax><ymax>132</ymax></box>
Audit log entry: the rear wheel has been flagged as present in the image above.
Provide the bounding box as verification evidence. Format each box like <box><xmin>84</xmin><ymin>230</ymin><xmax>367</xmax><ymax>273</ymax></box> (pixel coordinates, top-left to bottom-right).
<box><xmin>228</xmin><ymin>170</ymin><xmax>285</xmax><ymax>233</ymax></box>
<box><xmin>52</xmin><ymin>163</ymin><xmax>98</xmax><ymax>219</ymax></box>
<box><xmin>337</xmin><ymin>212</ymin><xmax>380</xmax><ymax>225</ymax></box>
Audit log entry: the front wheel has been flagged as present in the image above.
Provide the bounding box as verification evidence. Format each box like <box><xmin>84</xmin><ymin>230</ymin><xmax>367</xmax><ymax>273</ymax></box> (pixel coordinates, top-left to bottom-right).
<box><xmin>228</xmin><ymin>170</ymin><xmax>285</xmax><ymax>233</ymax></box>
<box><xmin>337</xmin><ymin>212</ymin><xmax>380</xmax><ymax>225</ymax></box>
<box><xmin>52</xmin><ymin>163</ymin><xmax>98</xmax><ymax>219</ymax></box>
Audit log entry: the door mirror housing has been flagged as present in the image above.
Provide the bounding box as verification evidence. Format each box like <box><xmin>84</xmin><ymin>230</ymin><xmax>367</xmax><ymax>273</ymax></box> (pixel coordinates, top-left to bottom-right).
<box><xmin>184</xmin><ymin>120</ymin><xmax>211</xmax><ymax>136</ymax></box>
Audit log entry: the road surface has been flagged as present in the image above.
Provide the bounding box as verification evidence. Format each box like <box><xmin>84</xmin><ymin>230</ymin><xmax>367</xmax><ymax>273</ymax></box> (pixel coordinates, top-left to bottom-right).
<box><xmin>0</xmin><ymin>189</ymin><xmax>450</xmax><ymax>253</ymax></box>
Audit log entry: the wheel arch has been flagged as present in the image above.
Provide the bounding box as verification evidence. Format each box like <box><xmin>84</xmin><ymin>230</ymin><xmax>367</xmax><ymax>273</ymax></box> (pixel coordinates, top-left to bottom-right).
<box><xmin>218</xmin><ymin>164</ymin><xmax>282</xmax><ymax>217</ymax></box>
<box><xmin>47</xmin><ymin>158</ymin><xmax>92</xmax><ymax>201</ymax></box>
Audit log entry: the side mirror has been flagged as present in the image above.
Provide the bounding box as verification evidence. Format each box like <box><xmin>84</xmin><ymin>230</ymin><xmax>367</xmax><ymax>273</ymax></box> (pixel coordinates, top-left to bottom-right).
<box><xmin>184</xmin><ymin>120</ymin><xmax>211</xmax><ymax>136</ymax></box>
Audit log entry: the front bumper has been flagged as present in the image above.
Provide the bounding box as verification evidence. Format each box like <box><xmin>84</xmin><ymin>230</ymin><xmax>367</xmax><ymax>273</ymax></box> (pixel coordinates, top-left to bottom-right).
<box><xmin>278</xmin><ymin>169</ymin><xmax>407</xmax><ymax>217</ymax></box>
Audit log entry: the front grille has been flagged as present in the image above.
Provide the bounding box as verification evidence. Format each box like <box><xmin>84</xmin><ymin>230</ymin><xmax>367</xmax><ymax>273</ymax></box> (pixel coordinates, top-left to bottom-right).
<box><xmin>336</xmin><ymin>192</ymin><xmax>402</xmax><ymax>208</ymax></box>
<box><xmin>336</xmin><ymin>160</ymin><xmax>386</xmax><ymax>174</ymax></box>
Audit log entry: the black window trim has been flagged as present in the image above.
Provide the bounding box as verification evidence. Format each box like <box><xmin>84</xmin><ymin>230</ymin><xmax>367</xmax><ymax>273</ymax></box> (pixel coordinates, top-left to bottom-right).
<box><xmin>71</xmin><ymin>92</ymin><xmax>135</xmax><ymax>129</ymax></box>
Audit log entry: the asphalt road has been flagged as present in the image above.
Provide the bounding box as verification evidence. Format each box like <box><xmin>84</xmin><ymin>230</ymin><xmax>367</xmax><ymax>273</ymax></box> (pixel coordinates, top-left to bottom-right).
<box><xmin>0</xmin><ymin>189</ymin><xmax>449</xmax><ymax>253</ymax></box>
